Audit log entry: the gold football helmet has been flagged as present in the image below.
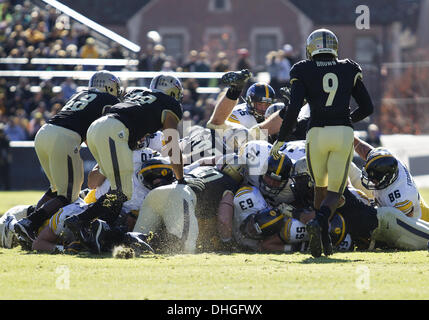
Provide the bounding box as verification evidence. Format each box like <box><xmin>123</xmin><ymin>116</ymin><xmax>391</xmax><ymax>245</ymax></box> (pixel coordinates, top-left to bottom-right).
<box><xmin>150</xmin><ymin>74</ymin><xmax>184</xmax><ymax>102</ymax></box>
<box><xmin>88</xmin><ymin>70</ymin><xmax>122</xmax><ymax>98</ymax></box>
<box><xmin>306</xmin><ymin>28</ymin><xmax>338</xmax><ymax>60</ymax></box>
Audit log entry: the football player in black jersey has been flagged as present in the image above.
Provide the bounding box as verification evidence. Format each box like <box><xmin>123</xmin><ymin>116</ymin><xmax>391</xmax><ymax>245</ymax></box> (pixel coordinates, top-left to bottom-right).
<box><xmin>13</xmin><ymin>70</ymin><xmax>121</xmax><ymax>245</ymax></box>
<box><xmin>64</xmin><ymin>75</ymin><xmax>185</xmax><ymax>236</ymax></box>
<box><xmin>271</xmin><ymin>29</ymin><xmax>374</xmax><ymax>257</ymax></box>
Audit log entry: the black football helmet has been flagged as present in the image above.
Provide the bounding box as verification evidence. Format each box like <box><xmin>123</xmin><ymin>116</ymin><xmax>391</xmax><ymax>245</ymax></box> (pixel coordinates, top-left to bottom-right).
<box><xmin>240</xmin><ymin>207</ymin><xmax>285</xmax><ymax>240</ymax></box>
<box><xmin>245</xmin><ymin>82</ymin><xmax>275</xmax><ymax>123</ymax></box>
<box><xmin>137</xmin><ymin>158</ymin><xmax>175</xmax><ymax>190</ymax></box>
<box><xmin>361</xmin><ymin>148</ymin><xmax>399</xmax><ymax>190</ymax></box>
<box><xmin>259</xmin><ymin>153</ymin><xmax>293</xmax><ymax>197</ymax></box>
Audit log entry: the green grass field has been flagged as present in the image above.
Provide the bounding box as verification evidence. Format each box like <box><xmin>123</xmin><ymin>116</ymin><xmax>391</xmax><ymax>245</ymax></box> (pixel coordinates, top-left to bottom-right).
<box><xmin>1</xmin><ymin>190</ymin><xmax>429</xmax><ymax>300</ymax></box>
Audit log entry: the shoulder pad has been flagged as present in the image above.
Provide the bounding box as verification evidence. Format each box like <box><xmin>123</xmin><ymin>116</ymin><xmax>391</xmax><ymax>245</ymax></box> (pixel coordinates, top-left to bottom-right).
<box><xmin>290</xmin><ymin>60</ymin><xmax>308</xmax><ymax>82</ymax></box>
<box><xmin>234</xmin><ymin>186</ymin><xmax>255</xmax><ymax>199</ymax></box>
<box><xmin>345</xmin><ymin>58</ymin><xmax>363</xmax><ymax>72</ymax></box>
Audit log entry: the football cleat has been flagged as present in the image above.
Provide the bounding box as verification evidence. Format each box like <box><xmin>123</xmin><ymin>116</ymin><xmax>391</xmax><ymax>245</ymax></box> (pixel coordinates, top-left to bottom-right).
<box><xmin>13</xmin><ymin>218</ymin><xmax>36</xmax><ymax>244</ymax></box>
<box><xmin>64</xmin><ymin>241</ymin><xmax>85</xmax><ymax>254</ymax></box>
<box><xmin>221</xmin><ymin>69</ymin><xmax>252</xmax><ymax>89</ymax></box>
<box><xmin>306</xmin><ymin>218</ymin><xmax>323</xmax><ymax>258</ymax></box>
<box><xmin>16</xmin><ymin>235</ymin><xmax>33</xmax><ymax>251</ymax></box>
<box><xmin>122</xmin><ymin>232</ymin><xmax>154</xmax><ymax>256</ymax></box>
<box><xmin>322</xmin><ymin>230</ymin><xmax>333</xmax><ymax>256</ymax></box>
<box><xmin>74</xmin><ymin>219</ymin><xmax>110</xmax><ymax>254</ymax></box>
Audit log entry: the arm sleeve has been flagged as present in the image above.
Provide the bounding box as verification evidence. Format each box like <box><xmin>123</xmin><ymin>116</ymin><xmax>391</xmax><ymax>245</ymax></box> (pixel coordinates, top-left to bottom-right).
<box><xmin>350</xmin><ymin>78</ymin><xmax>374</xmax><ymax>123</ymax></box>
<box><xmin>277</xmin><ymin>79</ymin><xmax>306</xmax><ymax>141</ymax></box>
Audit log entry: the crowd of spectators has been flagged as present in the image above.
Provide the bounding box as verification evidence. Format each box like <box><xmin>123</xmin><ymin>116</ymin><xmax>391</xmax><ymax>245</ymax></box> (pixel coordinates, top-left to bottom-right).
<box><xmin>0</xmin><ymin>0</ymin><xmax>304</xmax><ymax>145</ymax></box>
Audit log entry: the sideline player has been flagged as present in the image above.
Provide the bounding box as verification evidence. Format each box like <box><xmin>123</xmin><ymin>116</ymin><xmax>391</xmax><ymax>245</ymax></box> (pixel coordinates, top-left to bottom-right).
<box><xmin>271</xmin><ymin>28</ymin><xmax>374</xmax><ymax>257</ymax></box>
<box><xmin>64</xmin><ymin>75</ymin><xmax>185</xmax><ymax>235</ymax></box>
<box><xmin>13</xmin><ymin>70</ymin><xmax>121</xmax><ymax>244</ymax></box>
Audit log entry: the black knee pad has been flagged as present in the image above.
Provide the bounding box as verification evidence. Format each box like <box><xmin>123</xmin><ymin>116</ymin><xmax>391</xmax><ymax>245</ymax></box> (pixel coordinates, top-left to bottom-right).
<box><xmin>46</xmin><ymin>188</ymin><xmax>58</xmax><ymax>198</ymax></box>
<box><xmin>56</xmin><ymin>195</ymin><xmax>70</xmax><ymax>207</ymax></box>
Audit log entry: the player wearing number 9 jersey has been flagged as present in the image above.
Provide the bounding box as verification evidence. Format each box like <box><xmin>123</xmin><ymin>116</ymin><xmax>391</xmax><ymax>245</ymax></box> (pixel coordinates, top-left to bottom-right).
<box><xmin>271</xmin><ymin>29</ymin><xmax>374</xmax><ymax>257</ymax></box>
<box><xmin>13</xmin><ymin>70</ymin><xmax>121</xmax><ymax>245</ymax></box>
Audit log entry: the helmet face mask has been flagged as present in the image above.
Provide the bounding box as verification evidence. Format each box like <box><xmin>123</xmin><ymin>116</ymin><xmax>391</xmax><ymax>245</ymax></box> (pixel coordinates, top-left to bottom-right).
<box><xmin>88</xmin><ymin>70</ymin><xmax>122</xmax><ymax>98</ymax></box>
<box><xmin>245</xmin><ymin>83</ymin><xmax>275</xmax><ymax>123</ymax></box>
<box><xmin>259</xmin><ymin>154</ymin><xmax>292</xmax><ymax>197</ymax></box>
<box><xmin>240</xmin><ymin>208</ymin><xmax>284</xmax><ymax>240</ymax></box>
<box><xmin>361</xmin><ymin>148</ymin><xmax>399</xmax><ymax>190</ymax></box>
<box><xmin>149</xmin><ymin>74</ymin><xmax>184</xmax><ymax>102</ymax></box>
<box><xmin>306</xmin><ymin>28</ymin><xmax>338</xmax><ymax>60</ymax></box>
<box><xmin>137</xmin><ymin>159</ymin><xmax>175</xmax><ymax>190</ymax></box>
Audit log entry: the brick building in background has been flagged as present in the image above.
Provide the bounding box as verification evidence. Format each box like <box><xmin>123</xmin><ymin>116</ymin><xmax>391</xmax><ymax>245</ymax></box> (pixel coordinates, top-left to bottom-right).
<box><xmin>61</xmin><ymin>0</ymin><xmax>425</xmax><ymax>128</ymax></box>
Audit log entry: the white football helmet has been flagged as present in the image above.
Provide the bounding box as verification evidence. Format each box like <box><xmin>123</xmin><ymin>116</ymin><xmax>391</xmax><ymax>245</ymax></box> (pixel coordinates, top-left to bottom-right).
<box><xmin>265</xmin><ymin>102</ymin><xmax>286</xmax><ymax>119</ymax></box>
<box><xmin>88</xmin><ymin>70</ymin><xmax>122</xmax><ymax>98</ymax></box>
<box><xmin>150</xmin><ymin>74</ymin><xmax>184</xmax><ymax>102</ymax></box>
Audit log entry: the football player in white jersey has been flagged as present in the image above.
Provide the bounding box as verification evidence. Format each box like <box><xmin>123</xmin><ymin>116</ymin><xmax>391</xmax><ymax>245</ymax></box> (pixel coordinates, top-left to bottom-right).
<box><xmin>226</xmin><ymin>82</ymin><xmax>276</xmax><ymax>128</ymax></box>
<box><xmin>353</xmin><ymin>136</ymin><xmax>429</xmax><ymax>222</ymax></box>
<box><xmin>289</xmin><ymin>153</ymin><xmax>429</xmax><ymax>252</ymax></box>
<box><xmin>231</xmin><ymin>185</ymin><xmax>309</xmax><ymax>252</ymax></box>
<box><xmin>239</xmin><ymin>140</ymin><xmax>300</xmax><ymax>206</ymax></box>
<box><xmin>179</xmin><ymin>125</ymin><xmax>250</xmax><ymax>165</ymax></box>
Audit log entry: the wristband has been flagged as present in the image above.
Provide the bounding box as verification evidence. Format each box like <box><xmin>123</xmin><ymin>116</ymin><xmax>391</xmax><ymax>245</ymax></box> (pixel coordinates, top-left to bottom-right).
<box><xmin>226</xmin><ymin>87</ymin><xmax>242</xmax><ymax>100</ymax></box>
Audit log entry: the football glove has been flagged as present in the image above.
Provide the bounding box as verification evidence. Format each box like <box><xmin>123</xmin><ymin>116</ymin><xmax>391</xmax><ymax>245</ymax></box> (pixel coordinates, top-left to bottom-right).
<box><xmin>279</xmin><ymin>87</ymin><xmax>291</xmax><ymax>105</ymax></box>
<box><xmin>221</xmin><ymin>69</ymin><xmax>252</xmax><ymax>90</ymax></box>
<box><xmin>276</xmin><ymin>203</ymin><xmax>295</xmax><ymax>218</ymax></box>
<box><xmin>270</xmin><ymin>140</ymin><xmax>284</xmax><ymax>161</ymax></box>
<box><xmin>177</xmin><ymin>177</ymin><xmax>187</xmax><ymax>185</ymax></box>
<box><xmin>183</xmin><ymin>177</ymin><xmax>205</xmax><ymax>192</ymax></box>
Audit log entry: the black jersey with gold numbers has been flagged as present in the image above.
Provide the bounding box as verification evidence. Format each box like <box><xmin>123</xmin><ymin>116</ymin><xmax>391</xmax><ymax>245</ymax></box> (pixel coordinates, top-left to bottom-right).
<box><xmin>289</xmin><ymin>58</ymin><xmax>362</xmax><ymax>128</ymax></box>
<box><xmin>49</xmin><ymin>89</ymin><xmax>120</xmax><ymax>142</ymax></box>
<box><xmin>108</xmin><ymin>89</ymin><xmax>183</xmax><ymax>150</ymax></box>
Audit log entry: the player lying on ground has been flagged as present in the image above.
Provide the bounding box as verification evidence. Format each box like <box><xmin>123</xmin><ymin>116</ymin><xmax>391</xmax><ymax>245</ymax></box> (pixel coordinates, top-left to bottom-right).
<box><xmin>352</xmin><ymin>135</ymin><xmax>429</xmax><ymax>222</ymax></box>
<box><xmin>232</xmin><ymin>157</ymin><xmax>429</xmax><ymax>252</ymax></box>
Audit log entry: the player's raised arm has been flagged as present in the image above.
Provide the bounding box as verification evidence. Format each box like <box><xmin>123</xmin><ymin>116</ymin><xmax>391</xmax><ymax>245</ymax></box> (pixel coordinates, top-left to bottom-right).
<box><xmin>162</xmin><ymin>109</ymin><xmax>184</xmax><ymax>182</ymax></box>
<box><xmin>206</xmin><ymin>69</ymin><xmax>252</xmax><ymax>129</ymax></box>
<box><xmin>353</xmin><ymin>135</ymin><xmax>374</xmax><ymax>160</ymax></box>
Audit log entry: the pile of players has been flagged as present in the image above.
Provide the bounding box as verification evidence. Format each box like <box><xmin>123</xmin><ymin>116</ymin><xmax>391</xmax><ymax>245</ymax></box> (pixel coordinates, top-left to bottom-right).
<box><xmin>2</xmin><ymin>28</ymin><xmax>429</xmax><ymax>258</ymax></box>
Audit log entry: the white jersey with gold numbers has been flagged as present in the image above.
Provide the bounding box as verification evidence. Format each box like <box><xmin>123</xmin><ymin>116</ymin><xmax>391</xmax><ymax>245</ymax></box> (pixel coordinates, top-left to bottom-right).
<box><xmin>232</xmin><ymin>186</ymin><xmax>268</xmax><ymax>251</ymax></box>
<box><xmin>239</xmin><ymin>140</ymin><xmax>295</xmax><ymax>205</ymax></box>
<box><xmin>373</xmin><ymin>160</ymin><xmax>429</xmax><ymax>222</ymax></box>
<box><xmin>226</xmin><ymin>103</ymin><xmax>258</xmax><ymax>129</ymax></box>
